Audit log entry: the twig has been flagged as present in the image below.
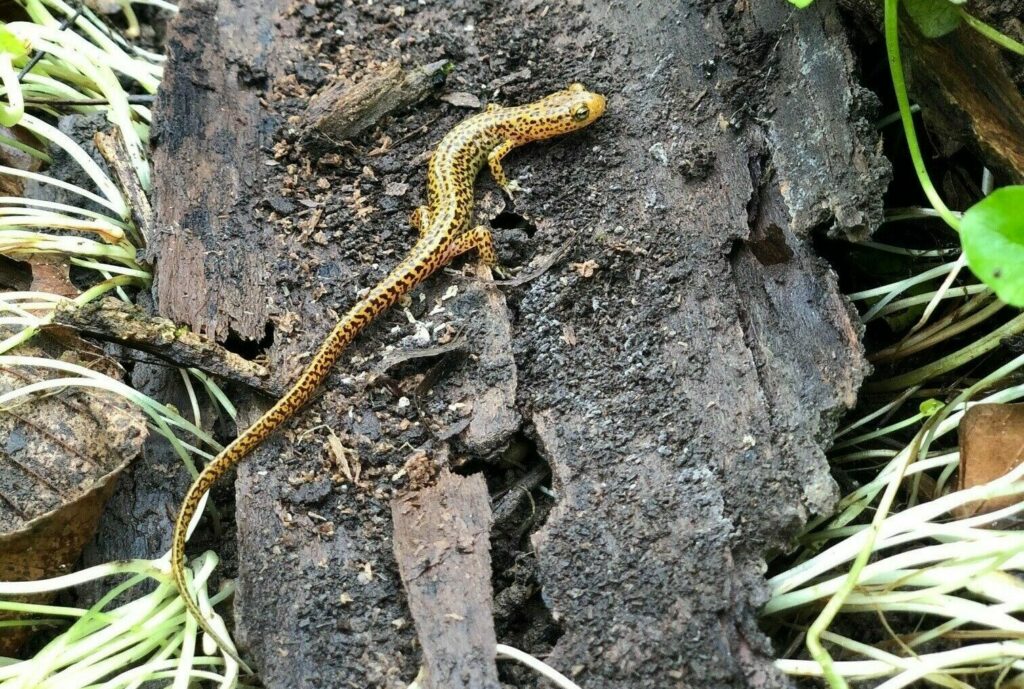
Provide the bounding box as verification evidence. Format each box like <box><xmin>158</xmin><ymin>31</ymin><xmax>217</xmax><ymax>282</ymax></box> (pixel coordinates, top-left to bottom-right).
<box><xmin>94</xmin><ymin>129</ymin><xmax>153</xmax><ymax>249</ymax></box>
<box><xmin>50</xmin><ymin>298</ymin><xmax>283</xmax><ymax>397</ymax></box>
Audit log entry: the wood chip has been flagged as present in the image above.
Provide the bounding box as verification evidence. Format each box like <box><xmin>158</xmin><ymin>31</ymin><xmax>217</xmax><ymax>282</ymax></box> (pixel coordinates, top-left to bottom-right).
<box><xmin>392</xmin><ymin>471</ymin><xmax>500</xmax><ymax>689</ymax></box>
<box><xmin>440</xmin><ymin>91</ymin><xmax>482</xmax><ymax>109</ymax></box>
<box><xmin>302</xmin><ymin>60</ymin><xmax>451</xmax><ymax>151</ymax></box>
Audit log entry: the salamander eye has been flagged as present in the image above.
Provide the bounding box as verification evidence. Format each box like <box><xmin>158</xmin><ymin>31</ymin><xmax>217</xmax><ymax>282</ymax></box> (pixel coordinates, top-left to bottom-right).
<box><xmin>572</xmin><ymin>105</ymin><xmax>590</xmax><ymax>121</ymax></box>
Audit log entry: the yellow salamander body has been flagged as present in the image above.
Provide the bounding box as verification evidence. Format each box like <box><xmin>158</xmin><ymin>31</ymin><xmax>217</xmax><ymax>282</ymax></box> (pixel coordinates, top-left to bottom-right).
<box><xmin>171</xmin><ymin>83</ymin><xmax>606</xmax><ymax>669</ymax></box>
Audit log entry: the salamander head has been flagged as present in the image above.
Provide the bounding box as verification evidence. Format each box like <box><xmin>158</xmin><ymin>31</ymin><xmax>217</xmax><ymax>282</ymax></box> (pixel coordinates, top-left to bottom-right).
<box><xmin>511</xmin><ymin>82</ymin><xmax>606</xmax><ymax>142</ymax></box>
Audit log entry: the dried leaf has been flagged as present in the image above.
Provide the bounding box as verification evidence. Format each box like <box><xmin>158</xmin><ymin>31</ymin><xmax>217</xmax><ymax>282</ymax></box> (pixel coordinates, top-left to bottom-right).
<box><xmin>0</xmin><ymin>351</ymin><xmax>147</xmax><ymax>653</ymax></box>
<box><xmin>956</xmin><ymin>403</ymin><xmax>1024</xmax><ymax>517</ymax></box>
<box><xmin>327</xmin><ymin>430</ymin><xmax>360</xmax><ymax>485</ymax></box>
<box><xmin>27</xmin><ymin>254</ymin><xmax>78</xmax><ymax>298</ymax></box>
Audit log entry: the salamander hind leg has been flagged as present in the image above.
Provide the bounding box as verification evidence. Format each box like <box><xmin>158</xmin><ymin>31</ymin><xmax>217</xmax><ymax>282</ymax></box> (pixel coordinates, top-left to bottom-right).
<box><xmin>409</xmin><ymin>206</ymin><xmax>430</xmax><ymax>236</ymax></box>
<box><xmin>443</xmin><ymin>226</ymin><xmax>507</xmax><ymax>277</ymax></box>
<box><xmin>487</xmin><ymin>140</ymin><xmax>523</xmax><ymax>199</ymax></box>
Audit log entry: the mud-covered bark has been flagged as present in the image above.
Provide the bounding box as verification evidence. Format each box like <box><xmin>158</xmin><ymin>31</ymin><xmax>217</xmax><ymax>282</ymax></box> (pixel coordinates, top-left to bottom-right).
<box><xmin>145</xmin><ymin>0</ymin><xmax>886</xmax><ymax>687</ymax></box>
<box><xmin>520</xmin><ymin>3</ymin><xmax>876</xmax><ymax>685</ymax></box>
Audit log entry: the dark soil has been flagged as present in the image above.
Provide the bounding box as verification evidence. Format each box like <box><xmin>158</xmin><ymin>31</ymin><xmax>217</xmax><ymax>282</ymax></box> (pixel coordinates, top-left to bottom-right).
<box><xmin>97</xmin><ymin>0</ymin><xmax>891</xmax><ymax>687</ymax></box>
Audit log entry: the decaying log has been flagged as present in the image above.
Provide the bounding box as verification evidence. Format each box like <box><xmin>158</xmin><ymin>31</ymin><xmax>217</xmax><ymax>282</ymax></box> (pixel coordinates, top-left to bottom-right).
<box><xmin>844</xmin><ymin>0</ymin><xmax>1024</xmax><ymax>181</ymax></box>
<box><xmin>148</xmin><ymin>0</ymin><xmax>282</xmax><ymax>343</ymax></box>
<box><xmin>148</xmin><ymin>0</ymin><xmax>882</xmax><ymax>686</ymax></box>
<box><xmin>392</xmin><ymin>471</ymin><xmax>500</xmax><ymax>689</ymax></box>
<box><xmin>905</xmin><ymin>23</ymin><xmax>1024</xmax><ymax>181</ymax></box>
<box><xmin>302</xmin><ymin>60</ymin><xmax>452</xmax><ymax>152</ymax></box>
<box><xmin>522</xmin><ymin>3</ymin><xmax>875</xmax><ymax>685</ymax></box>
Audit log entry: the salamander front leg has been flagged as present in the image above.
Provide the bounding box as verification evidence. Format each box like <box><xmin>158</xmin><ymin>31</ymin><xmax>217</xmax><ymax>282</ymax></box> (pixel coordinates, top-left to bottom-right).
<box><xmin>443</xmin><ymin>226</ymin><xmax>508</xmax><ymax>277</ymax></box>
<box><xmin>487</xmin><ymin>140</ymin><xmax>522</xmax><ymax>199</ymax></box>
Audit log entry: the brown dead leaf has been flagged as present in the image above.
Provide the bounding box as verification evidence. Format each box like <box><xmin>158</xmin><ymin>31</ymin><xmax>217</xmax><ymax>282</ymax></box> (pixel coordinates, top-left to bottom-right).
<box><xmin>327</xmin><ymin>430</ymin><xmax>361</xmax><ymax>485</ymax></box>
<box><xmin>0</xmin><ymin>350</ymin><xmax>147</xmax><ymax>653</ymax></box>
<box><xmin>27</xmin><ymin>255</ymin><xmax>78</xmax><ymax>298</ymax></box>
<box><xmin>0</xmin><ymin>126</ymin><xmax>44</xmax><ymax>176</ymax></box>
<box><xmin>956</xmin><ymin>403</ymin><xmax>1024</xmax><ymax>517</ymax></box>
<box><xmin>0</xmin><ymin>174</ymin><xmax>21</xmax><ymax>197</ymax></box>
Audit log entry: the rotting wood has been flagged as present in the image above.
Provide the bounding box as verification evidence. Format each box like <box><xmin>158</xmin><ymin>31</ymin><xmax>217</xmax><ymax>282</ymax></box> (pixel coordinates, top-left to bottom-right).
<box><xmin>392</xmin><ymin>471</ymin><xmax>501</xmax><ymax>689</ymax></box>
<box><xmin>150</xmin><ymin>0</ymin><xmax>882</xmax><ymax>685</ymax></box>
<box><xmin>149</xmin><ymin>0</ymin><xmax>278</xmax><ymax>343</ymax></box>
<box><xmin>845</xmin><ymin>0</ymin><xmax>1024</xmax><ymax>181</ymax></box>
<box><xmin>49</xmin><ymin>297</ymin><xmax>281</xmax><ymax>397</ymax></box>
<box><xmin>444</xmin><ymin>282</ymin><xmax>519</xmax><ymax>455</ymax></box>
<box><xmin>94</xmin><ymin>129</ymin><xmax>154</xmax><ymax>249</ymax></box>
<box><xmin>302</xmin><ymin>60</ymin><xmax>452</xmax><ymax>152</ymax></box>
<box><xmin>524</xmin><ymin>2</ymin><xmax>877</xmax><ymax>686</ymax></box>
<box><xmin>905</xmin><ymin>24</ymin><xmax>1024</xmax><ymax>181</ymax></box>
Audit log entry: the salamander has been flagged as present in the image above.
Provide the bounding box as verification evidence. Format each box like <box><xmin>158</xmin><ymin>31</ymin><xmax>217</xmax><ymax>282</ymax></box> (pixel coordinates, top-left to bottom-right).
<box><xmin>170</xmin><ymin>82</ymin><xmax>607</xmax><ymax>670</ymax></box>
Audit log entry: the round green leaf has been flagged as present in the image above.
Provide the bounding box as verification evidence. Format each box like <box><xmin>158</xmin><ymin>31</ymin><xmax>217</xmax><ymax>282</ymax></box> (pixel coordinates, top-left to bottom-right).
<box><xmin>961</xmin><ymin>185</ymin><xmax>1024</xmax><ymax>307</ymax></box>
<box><xmin>905</xmin><ymin>0</ymin><xmax>962</xmax><ymax>38</ymax></box>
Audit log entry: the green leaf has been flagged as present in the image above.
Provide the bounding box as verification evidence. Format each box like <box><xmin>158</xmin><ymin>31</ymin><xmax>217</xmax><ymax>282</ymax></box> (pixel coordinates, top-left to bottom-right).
<box><xmin>961</xmin><ymin>186</ymin><xmax>1024</xmax><ymax>306</ymax></box>
<box><xmin>905</xmin><ymin>0</ymin><xmax>962</xmax><ymax>38</ymax></box>
<box><xmin>919</xmin><ymin>399</ymin><xmax>944</xmax><ymax>416</ymax></box>
<box><xmin>787</xmin><ymin>0</ymin><xmax>815</xmax><ymax>6</ymax></box>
